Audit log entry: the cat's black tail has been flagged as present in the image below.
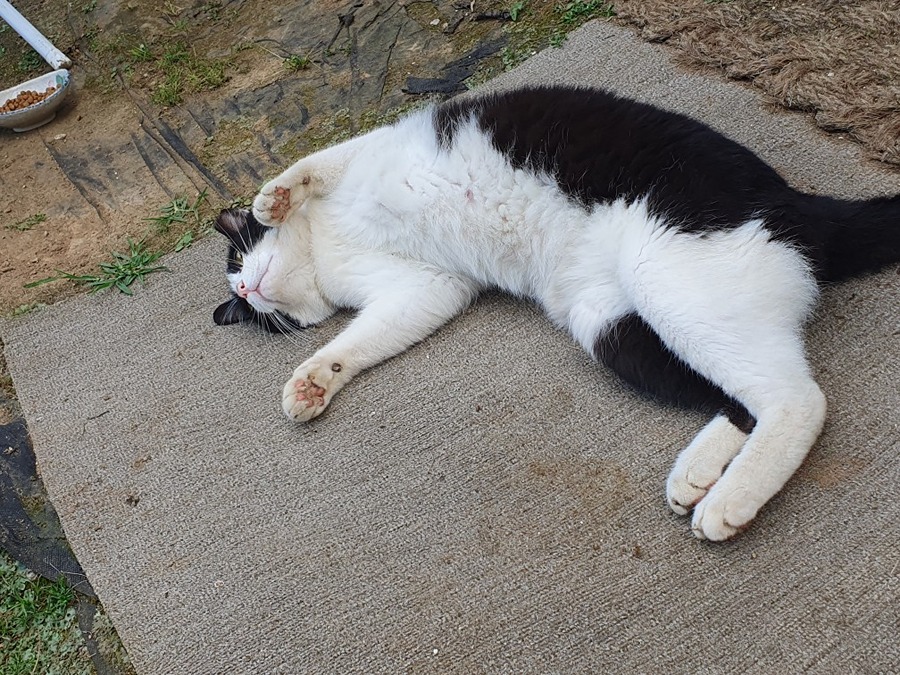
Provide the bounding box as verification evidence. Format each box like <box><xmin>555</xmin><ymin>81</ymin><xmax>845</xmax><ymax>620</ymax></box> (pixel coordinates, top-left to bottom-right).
<box><xmin>783</xmin><ymin>192</ymin><xmax>900</xmax><ymax>283</ymax></box>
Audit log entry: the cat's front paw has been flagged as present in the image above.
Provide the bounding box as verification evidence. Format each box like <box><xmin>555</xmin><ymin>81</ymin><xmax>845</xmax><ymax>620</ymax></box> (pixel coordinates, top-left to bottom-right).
<box><xmin>282</xmin><ymin>358</ymin><xmax>346</xmax><ymax>422</ymax></box>
<box><xmin>690</xmin><ymin>486</ymin><xmax>758</xmax><ymax>541</ymax></box>
<box><xmin>253</xmin><ymin>184</ymin><xmax>293</xmax><ymax>226</ymax></box>
<box><xmin>253</xmin><ymin>173</ymin><xmax>319</xmax><ymax>226</ymax></box>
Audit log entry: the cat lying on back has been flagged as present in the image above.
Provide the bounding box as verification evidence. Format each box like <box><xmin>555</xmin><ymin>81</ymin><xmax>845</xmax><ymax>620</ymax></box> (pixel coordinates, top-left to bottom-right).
<box><xmin>213</xmin><ymin>85</ymin><xmax>899</xmax><ymax>541</ymax></box>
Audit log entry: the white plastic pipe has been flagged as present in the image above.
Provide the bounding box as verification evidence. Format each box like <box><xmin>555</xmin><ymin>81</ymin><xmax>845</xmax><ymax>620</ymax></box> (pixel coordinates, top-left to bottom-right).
<box><xmin>0</xmin><ymin>0</ymin><xmax>71</xmax><ymax>69</ymax></box>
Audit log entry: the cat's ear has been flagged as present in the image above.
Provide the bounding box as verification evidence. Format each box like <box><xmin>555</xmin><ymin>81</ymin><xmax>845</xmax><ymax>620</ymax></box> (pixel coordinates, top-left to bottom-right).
<box><xmin>213</xmin><ymin>209</ymin><xmax>248</xmax><ymax>243</ymax></box>
<box><xmin>215</xmin><ymin>208</ymin><xmax>269</xmax><ymax>252</ymax></box>
<box><xmin>213</xmin><ymin>296</ymin><xmax>253</xmax><ymax>326</ymax></box>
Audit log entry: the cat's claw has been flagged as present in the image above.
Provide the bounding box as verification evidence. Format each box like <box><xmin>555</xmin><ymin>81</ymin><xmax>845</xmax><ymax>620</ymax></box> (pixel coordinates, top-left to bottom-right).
<box><xmin>282</xmin><ymin>358</ymin><xmax>345</xmax><ymax>422</ymax></box>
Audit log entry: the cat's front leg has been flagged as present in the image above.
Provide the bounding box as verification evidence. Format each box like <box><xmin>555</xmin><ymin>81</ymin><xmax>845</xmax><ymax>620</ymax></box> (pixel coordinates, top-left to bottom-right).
<box><xmin>254</xmin><ymin>133</ymin><xmax>378</xmax><ymax>226</ymax></box>
<box><xmin>282</xmin><ymin>265</ymin><xmax>477</xmax><ymax>422</ymax></box>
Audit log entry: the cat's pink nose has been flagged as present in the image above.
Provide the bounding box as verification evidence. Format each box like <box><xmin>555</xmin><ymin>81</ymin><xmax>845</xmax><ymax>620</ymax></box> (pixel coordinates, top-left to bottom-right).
<box><xmin>237</xmin><ymin>280</ymin><xmax>249</xmax><ymax>298</ymax></box>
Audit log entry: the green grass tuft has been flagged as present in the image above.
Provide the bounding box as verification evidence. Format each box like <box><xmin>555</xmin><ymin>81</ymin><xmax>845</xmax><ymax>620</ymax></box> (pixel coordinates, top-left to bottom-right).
<box><xmin>25</xmin><ymin>239</ymin><xmax>169</xmax><ymax>295</ymax></box>
<box><xmin>145</xmin><ymin>190</ymin><xmax>208</xmax><ymax>233</ymax></box>
<box><xmin>558</xmin><ymin>0</ymin><xmax>616</xmax><ymax>24</ymax></box>
<box><xmin>5</xmin><ymin>213</ymin><xmax>47</xmax><ymax>232</ymax></box>
<box><xmin>150</xmin><ymin>43</ymin><xmax>229</xmax><ymax>105</ymax></box>
<box><xmin>129</xmin><ymin>42</ymin><xmax>153</xmax><ymax>62</ymax></box>
<box><xmin>283</xmin><ymin>53</ymin><xmax>311</xmax><ymax>72</ymax></box>
<box><xmin>0</xmin><ymin>551</ymin><xmax>92</xmax><ymax>675</ymax></box>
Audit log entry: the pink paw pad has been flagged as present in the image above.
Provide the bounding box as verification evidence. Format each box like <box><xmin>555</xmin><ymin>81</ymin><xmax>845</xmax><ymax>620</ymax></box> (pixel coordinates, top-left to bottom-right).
<box><xmin>270</xmin><ymin>186</ymin><xmax>291</xmax><ymax>221</ymax></box>
<box><xmin>294</xmin><ymin>379</ymin><xmax>325</xmax><ymax>408</ymax></box>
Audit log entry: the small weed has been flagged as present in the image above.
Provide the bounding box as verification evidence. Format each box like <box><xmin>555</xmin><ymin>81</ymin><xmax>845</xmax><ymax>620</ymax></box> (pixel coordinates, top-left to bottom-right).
<box><xmin>129</xmin><ymin>43</ymin><xmax>153</xmax><ymax>63</ymax></box>
<box><xmin>152</xmin><ymin>73</ymin><xmax>183</xmax><ymax>105</ymax></box>
<box><xmin>203</xmin><ymin>1</ymin><xmax>223</xmax><ymax>20</ymax></box>
<box><xmin>185</xmin><ymin>60</ymin><xmax>226</xmax><ymax>89</ymax></box>
<box><xmin>82</xmin><ymin>0</ymin><xmax>97</xmax><ymax>13</ymax></box>
<box><xmin>549</xmin><ymin>31</ymin><xmax>566</xmax><ymax>47</ymax></box>
<box><xmin>25</xmin><ymin>239</ymin><xmax>169</xmax><ymax>295</ymax></box>
<box><xmin>501</xmin><ymin>44</ymin><xmax>532</xmax><ymax>70</ymax></box>
<box><xmin>145</xmin><ymin>190</ymin><xmax>208</xmax><ymax>233</ymax></box>
<box><xmin>0</xmin><ymin>551</ymin><xmax>91</xmax><ymax>674</ymax></box>
<box><xmin>5</xmin><ymin>213</ymin><xmax>46</xmax><ymax>231</ymax></box>
<box><xmin>17</xmin><ymin>49</ymin><xmax>42</xmax><ymax>73</ymax></box>
<box><xmin>11</xmin><ymin>302</ymin><xmax>44</xmax><ymax>316</ymax></box>
<box><xmin>228</xmin><ymin>195</ymin><xmax>253</xmax><ymax>209</ymax></box>
<box><xmin>510</xmin><ymin>1</ymin><xmax>528</xmax><ymax>21</ymax></box>
<box><xmin>283</xmin><ymin>53</ymin><xmax>311</xmax><ymax>71</ymax></box>
<box><xmin>558</xmin><ymin>1</ymin><xmax>616</xmax><ymax>24</ymax></box>
<box><xmin>162</xmin><ymin>43</ymin><xmax>190</xmax><ymax>66</ymax></box>
<box><xmin>173</xmin><ymin>230</ymin><xmax>195</xmax><ymax>251</ymax></box>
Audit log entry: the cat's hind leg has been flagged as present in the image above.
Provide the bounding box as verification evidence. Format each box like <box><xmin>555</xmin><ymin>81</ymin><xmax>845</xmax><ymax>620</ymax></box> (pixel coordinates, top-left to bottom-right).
<box><xmin>626</xmin><ymin>221</ymin><xmax>823</xmax><ymax>540</ymax></box>
<box><xmin>594</xmin><ymin>314</ymin><xmax>752</xmax><ymax>515</ymax></box>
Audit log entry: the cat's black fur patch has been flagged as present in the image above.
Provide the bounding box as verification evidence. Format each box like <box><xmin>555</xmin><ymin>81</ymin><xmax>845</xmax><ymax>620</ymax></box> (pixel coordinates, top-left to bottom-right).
<box><xmin>595</xmin><ymin>315</ymin><xmax>755</xmax><ymax>433</ymax></box>
<box><xmin>436</xmin><ymin>86</ymin><xmax>787</xmax><ymax>229</ymax></box>
<box><xmin>435</xmin><ymin>85</ymin><xmax>900</xmax><ymax>282</ymax></box>
<box><xmin>214</xmin><ymin>208</ymin><xmax>270</xmax><ymax>254</ymax></box>
<box><xmin>212</xmin><ymin>209</ymin><xmax>305</xmax><ymax>335</ymax></box>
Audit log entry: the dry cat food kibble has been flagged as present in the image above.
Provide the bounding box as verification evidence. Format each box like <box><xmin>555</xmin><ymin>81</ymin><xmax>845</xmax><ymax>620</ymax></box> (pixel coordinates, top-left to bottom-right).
<box><xmin>0</xmin><ymin>85</ymin><xmax>58</xmax><ymax>113</ymax></box>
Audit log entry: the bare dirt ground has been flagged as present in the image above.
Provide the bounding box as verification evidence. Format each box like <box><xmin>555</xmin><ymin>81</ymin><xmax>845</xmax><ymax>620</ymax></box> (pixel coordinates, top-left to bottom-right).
<box><xmin>0</xmin><ymin>0</ymin><xmax>509</xmax><ymax>318</ymax></box>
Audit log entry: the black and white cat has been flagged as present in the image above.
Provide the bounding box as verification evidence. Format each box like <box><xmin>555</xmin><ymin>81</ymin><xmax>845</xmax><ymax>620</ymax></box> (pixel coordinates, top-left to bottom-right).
<box><xmin>213</xmin><ymin>85</ymin><xmax>899</xmax><ymax>541</ymax></box>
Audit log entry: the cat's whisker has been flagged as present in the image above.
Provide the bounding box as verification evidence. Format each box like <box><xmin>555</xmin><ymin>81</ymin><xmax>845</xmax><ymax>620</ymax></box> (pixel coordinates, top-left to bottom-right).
<box><xmin>273</xmin><ymin>315</ymin><xmax>309</xmax><ymax>349</ymax></box>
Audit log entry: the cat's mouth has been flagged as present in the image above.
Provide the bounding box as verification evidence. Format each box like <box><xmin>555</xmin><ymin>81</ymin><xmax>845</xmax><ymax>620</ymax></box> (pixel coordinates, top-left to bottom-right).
<box><xmin>213</xmin><ymin>294</ymin><xmax>307</xmax><ymax>334</ymax></box>
<box><xmin>241</xmin><ymin>285</ymin><xmax>276</xmax><ymax>308</ymax></box>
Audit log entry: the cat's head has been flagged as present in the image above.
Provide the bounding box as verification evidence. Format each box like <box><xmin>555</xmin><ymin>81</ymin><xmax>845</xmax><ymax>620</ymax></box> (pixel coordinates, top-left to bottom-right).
<box><xmin>212</xmin><ymin>208</ymin><xmax>334</xmax><ymax>333</ymax></box>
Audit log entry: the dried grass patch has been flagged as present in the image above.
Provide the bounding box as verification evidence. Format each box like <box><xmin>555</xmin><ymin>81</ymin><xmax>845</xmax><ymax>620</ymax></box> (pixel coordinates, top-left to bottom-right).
<box><xmin>614</xmin><ymin>0</ymin><xmax>900</xmax><ymax>166</ymax></box>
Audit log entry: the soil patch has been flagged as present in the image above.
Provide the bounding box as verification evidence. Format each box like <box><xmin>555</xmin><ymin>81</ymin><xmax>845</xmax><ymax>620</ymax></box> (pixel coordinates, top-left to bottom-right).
<box><xmin>0</xmin><ymin>0</ymin><xmax>519</xmax><ymax>318</ymax></box>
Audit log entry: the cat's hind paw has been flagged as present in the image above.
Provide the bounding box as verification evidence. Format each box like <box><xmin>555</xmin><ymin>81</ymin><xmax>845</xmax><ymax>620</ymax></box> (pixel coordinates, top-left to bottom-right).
<box><xmin>666</xmin><ymin>473</ymin><xmax>716</xmax><ymax>516</ymax></box>
<box><xmin>666</xmin><ymin>415</ymin><xmax>748</xmax><ymax>515</ymax></box>
<box><xmin>690</xmin><ymin>486</ymin><xmax>758</xmax><ymax>541</ymax></box>
<box><xmin>282</xmin><ymin>358</ymin><xmax>346</xmax><ymax>422</ymax></box>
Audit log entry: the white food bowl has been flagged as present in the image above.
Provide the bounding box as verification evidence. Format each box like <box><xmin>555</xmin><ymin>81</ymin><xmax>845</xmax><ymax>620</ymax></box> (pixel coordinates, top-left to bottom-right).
<box><xmin>0</xmin><ymin>69</ymin><xmax>71</xmax><ymax>132</ymax></box>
